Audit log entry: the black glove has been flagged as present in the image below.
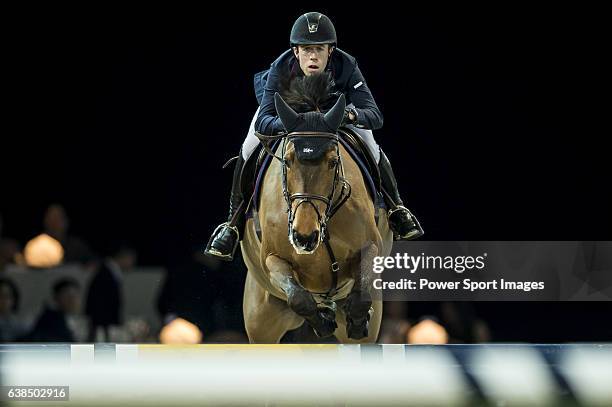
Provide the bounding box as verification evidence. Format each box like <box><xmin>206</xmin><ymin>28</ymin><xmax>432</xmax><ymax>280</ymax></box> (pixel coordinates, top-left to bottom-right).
<box><xmin>341</xmin><ymin>107</ymin><xmax>358</xmax><ymax>126</ymax></box>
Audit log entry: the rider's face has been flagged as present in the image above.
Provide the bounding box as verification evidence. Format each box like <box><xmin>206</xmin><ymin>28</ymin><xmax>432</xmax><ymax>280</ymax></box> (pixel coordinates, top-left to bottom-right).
<box><xmin>293</xmin><ymin>44</ymin><xmax>332</xmax><ymax>76</ymax></box>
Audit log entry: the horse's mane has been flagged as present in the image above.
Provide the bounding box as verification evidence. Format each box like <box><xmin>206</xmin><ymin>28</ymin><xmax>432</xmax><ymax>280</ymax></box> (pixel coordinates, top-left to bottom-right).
<box><xmin>280</xmin><ymin>72</ymin><xmax>335</xmax><ymax>113</ymax></box>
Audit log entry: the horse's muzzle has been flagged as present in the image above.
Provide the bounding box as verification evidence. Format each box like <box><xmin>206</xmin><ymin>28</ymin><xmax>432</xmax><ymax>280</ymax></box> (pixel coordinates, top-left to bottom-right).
<box><xmin>292</xmin><ymin>230</ymin><xmax>320</xmax><ymax>253</ymax></box>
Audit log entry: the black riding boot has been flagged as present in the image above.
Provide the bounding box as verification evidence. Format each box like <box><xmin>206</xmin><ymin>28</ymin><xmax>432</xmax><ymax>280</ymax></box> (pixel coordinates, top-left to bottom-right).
<box><xmin>378</xmin><ymin>149</ymin><xmax>424</xmax><ymax>240</ymax></box>
<box><xmin>204</xmin><ymin>152</ymin><xmax>248</xmax><ymax>261</ymax></box>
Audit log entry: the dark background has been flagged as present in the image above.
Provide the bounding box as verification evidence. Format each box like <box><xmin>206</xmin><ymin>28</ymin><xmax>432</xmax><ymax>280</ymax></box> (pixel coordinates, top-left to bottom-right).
<box><xmin>2</xmin><ymin>6</ymin><xmax>609</xmax><ymax>341</ymax></box>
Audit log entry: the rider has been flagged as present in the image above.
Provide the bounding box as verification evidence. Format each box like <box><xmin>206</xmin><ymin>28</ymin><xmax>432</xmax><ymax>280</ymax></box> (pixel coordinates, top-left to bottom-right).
<box><xmin>205</xmin><ymin>12</ymin><xmax>424</xmax><ymax>261</ymax></box>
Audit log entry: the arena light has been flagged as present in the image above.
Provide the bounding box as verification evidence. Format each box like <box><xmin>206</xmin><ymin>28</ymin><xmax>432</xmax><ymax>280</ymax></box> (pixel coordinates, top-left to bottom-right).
<box><xmin>407</xmin><ymin>319</ymin><xmax>449</xmax><ymax>344</ymax></box>
<box><xmin>23</xmin><ymin>233</ymin><xmax>64</xmax><ymax>268</ymax></box>
<box><xmin>159</xmin><ymin>318</ymin><xmax>203</xmax><ymax>344</ymax></box>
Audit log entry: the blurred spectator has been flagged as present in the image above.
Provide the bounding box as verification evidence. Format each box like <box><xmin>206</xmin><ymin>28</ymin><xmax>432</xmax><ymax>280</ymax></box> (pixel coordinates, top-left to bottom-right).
<box><xmin>0</xmin><ymin>213</ymin><xmax>21</xmax><ymax>271</ymax></box>
<box><xmin>24</xmin><ymin>204</ymin><xmax>95</xmax><ymax>268</ymax></box>
<box><xmin>24</xmin><ymin>277</ymin><xmax>82</xmax><ymax>342</ymax></box>
<box><xmin>124</xmin><ymin>318</ymin><xmax>155</xmax><ymax>343</ymax></box>
<box><xmin>85</xmin><ymin>243</ymin><xmax>137</xmax><ymax>341</ymax></box>
<box><xmin>0</xmin><ymin>278</ymin><xmax>29</xmax><ymax>342</ymax></box>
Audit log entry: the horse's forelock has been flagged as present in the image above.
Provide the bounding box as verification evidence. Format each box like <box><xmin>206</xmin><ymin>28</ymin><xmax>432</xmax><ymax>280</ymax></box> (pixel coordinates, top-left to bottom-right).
<box><xmin>281</xmin><ymin>72</ymin><xmax>333</xmax><ymax>113</ymax></box>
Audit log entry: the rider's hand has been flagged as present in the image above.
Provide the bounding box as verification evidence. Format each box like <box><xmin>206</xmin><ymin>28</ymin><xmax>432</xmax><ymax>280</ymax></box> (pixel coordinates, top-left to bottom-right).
<box><xmin>342</xmin><ymin>108</ymin><xmax>357</xmax><ymax>126</ymax></box>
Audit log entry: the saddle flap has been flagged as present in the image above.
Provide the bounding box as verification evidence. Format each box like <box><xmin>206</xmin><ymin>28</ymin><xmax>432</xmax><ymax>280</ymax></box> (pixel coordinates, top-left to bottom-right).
<box><xmin>249</xmin><ymin>140</ymin><xmax>281</xmax><ymax>213</ymax></box>
<box><xmin>337</xmin><ymin>128</ymin><xmax>382</xmax><ymax>194</ymax></box>
<box><xmin>336</xmin><ymin>128</ymin><xmax>383</xmax><ymax>206</ymax></box>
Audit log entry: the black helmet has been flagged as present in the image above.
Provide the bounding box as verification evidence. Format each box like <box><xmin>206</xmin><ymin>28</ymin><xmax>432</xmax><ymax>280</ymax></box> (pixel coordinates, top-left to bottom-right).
<box><xmin>290</xmin><ymin>12</ymin><xmax>337</xmax><ymax>47</ymax></box>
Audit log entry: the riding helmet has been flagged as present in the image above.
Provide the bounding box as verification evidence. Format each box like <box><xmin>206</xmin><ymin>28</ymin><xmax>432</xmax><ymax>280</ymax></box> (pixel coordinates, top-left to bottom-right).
<box><xmin>290</xmin><ymin>12</ymin><xmax>337</xmax><ymax>46</ymax></box>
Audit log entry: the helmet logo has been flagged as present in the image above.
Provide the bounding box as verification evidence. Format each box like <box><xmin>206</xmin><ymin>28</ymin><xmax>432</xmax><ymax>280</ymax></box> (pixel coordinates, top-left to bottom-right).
<box><xmin>305</xmin><ymin>13</ymin><xmax>322</xmax><ymax>33</ymax></box>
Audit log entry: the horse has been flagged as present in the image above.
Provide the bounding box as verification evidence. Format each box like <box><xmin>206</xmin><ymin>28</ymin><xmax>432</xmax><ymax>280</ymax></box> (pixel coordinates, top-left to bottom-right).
<box><xmin>240</xmin><ymin>76</ymin><xmax>393</xmax><ymax>343</ymax></box>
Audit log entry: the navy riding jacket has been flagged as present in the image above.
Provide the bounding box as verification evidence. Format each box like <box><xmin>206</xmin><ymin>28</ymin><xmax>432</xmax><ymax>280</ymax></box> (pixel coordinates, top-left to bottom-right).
<box><xmin>254</xmin><ymin>48</ymin><xmax>384</xmax><ymax>135</ymax></box>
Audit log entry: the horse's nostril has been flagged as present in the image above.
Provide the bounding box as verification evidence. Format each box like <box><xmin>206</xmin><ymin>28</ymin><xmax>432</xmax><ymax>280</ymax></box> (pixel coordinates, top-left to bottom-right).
<box><xmin>293</xmin><ymin>230</ymin><xmax>319</xmax><ymax>250</ymax></box>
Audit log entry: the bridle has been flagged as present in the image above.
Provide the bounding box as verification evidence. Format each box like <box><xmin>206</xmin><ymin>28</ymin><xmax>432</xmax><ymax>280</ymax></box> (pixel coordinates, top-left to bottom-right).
<box><xmin>255</xmin><ymin>130</ymin><xmax>352</xmax><ymax>298</ymax></box>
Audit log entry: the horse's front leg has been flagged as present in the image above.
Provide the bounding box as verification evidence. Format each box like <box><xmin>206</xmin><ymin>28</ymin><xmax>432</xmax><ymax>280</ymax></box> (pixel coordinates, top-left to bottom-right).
<box><xmin>343</xmin><ymin>243</ymin><xmax>378</xmax><ymax>340</ymax></box>
<box><xmin>266</xmin><ymin>254</ymin><xmax>337</xmax><ymax>338</ymax></box>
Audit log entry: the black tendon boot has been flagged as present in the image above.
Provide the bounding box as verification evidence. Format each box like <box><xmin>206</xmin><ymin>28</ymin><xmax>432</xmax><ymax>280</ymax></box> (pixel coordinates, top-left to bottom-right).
<box><xmin>204</xmin><ymin>153</ymin><xmax>248</xmax><ymax>261</ymax></box>
<box><xmin>378</xmin><ymin>149</ymin><xmax>424</xmax><ymax>240</ymax></box>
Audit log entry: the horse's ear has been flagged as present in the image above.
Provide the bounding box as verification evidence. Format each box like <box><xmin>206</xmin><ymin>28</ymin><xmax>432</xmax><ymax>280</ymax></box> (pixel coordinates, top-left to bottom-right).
<box><xmin>324</xmin><ymin>94</ymin><xmax>346</xmax><ymax>131</ymax></box>
<box><xmin>274</xmin><ymin>93</ymin><xmax>299</xmax><ymax>131</ymax></box>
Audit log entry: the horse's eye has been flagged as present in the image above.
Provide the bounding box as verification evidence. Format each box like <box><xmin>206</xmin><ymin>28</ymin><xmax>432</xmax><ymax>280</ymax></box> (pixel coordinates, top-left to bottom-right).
<box><xmin>329</xmin><ymin>158</ymin><xmax>339</xmax><ymax>169</ymax></box>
